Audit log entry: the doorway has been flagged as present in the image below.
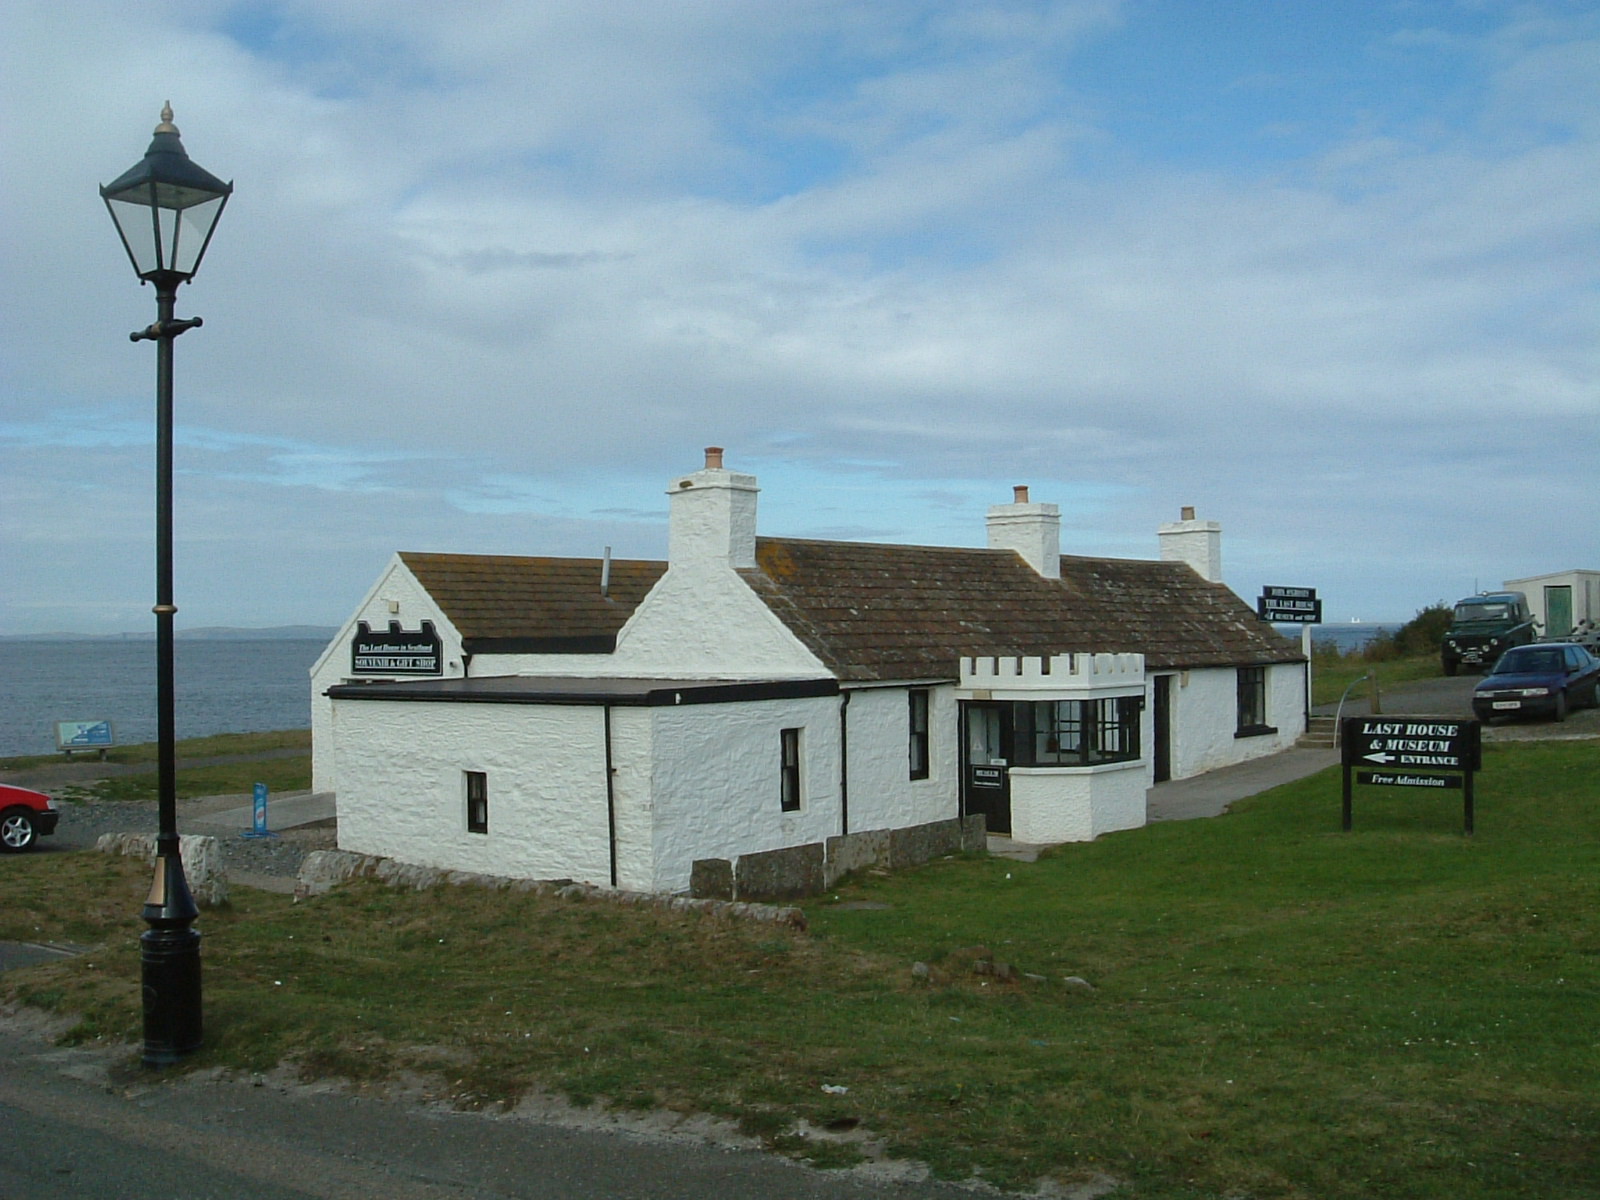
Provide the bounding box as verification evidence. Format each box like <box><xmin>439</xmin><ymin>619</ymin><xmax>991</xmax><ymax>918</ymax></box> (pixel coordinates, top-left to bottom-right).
<box><xmin>960</xmin><ymin>702</ymin><xmax>1011</xmax><ymax>835</ymax></box>
<box><xmin>1152</xmin><ymin>675</ymin><xmax>1172</xmax><ymax>784</ymax></box>
<box><xmin>1546</xmin><ymin>586</ymin><xmax>1573</xmax><ymax>638</ymax></box>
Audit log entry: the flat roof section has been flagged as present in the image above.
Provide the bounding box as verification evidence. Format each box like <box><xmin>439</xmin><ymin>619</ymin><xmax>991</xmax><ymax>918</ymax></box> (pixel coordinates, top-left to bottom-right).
<box><xmin>325</xmin><ymin>675</ymin><xmax>841</xmax><ymax>708</ymax></box>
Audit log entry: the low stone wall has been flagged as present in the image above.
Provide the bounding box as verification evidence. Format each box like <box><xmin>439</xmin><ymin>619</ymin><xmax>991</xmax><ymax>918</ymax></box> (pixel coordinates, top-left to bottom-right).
<box><xmin>295</xmin><ymin>850</ymin><xmax>807</xmax><ymax>930</ymax></box>
<box><xmin>692</xmin><ymin>815</ymin><xmax>986</xmax><ymax>902</ymax></box>
<box><xmin>95</xmin><ymin>833</ymin><xmax>229</xmax><ymax>908</ymax></box>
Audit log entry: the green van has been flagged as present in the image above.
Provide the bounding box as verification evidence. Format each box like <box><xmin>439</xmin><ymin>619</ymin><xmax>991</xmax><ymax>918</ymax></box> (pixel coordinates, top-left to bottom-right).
<box><xmin>1441</xmin><ymin>591</ymin><xmax>1537</xmax><ymax>675</ymax></box>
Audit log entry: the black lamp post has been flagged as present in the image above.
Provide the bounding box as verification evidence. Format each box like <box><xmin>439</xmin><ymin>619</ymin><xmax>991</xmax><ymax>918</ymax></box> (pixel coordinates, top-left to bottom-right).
<box><xmin>101</xmin><ymin>103</ymin><xmax>231</xmax><ymax>1067</ymax></box>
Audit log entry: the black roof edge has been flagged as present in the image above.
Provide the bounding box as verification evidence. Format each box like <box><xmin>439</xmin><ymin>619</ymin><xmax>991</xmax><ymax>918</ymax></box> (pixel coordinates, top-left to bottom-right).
<box><xmin>325</xmin><ymin>677</ymin><xmax>841</xmax><ymax>707</ymax></box>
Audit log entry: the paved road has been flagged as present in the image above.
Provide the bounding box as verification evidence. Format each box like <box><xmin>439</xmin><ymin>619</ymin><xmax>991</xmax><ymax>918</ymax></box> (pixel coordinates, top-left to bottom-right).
<box><xmin>0</xmin><ymin>1022</ymin><xmax>1033</xmax><ymax>1200</ymax></box>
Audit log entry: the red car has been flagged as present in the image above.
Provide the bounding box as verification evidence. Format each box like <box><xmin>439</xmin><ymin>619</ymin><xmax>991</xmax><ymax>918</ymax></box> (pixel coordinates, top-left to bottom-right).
<box><xmin>0</xmin><ymin>784</ymin><xmax>59</xmax><ymax>853</ymax></box>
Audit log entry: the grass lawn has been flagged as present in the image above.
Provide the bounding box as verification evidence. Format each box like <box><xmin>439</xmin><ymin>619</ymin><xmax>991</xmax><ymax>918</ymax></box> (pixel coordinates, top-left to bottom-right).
<box><xmin>1310</xmin><ymin>654</ymin><xmax>1448</xmax><ymax>707</ymax></box>
<box><xmin>2</xmin><ymin>730</ymin><xmax>311</xmax><ymax>803</ymax></box>
<box><xmin>3</xmin><ymin>738</ymin><xmax>1597</xmax><ymax>1198</ymax></box>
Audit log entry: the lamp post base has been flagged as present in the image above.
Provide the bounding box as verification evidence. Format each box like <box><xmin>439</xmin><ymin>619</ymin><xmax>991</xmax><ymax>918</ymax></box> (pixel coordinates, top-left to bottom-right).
<box><xmin>140</xmin><ymin>855</ymin><xmax>202</xmax><ymax>1066</ymax></box>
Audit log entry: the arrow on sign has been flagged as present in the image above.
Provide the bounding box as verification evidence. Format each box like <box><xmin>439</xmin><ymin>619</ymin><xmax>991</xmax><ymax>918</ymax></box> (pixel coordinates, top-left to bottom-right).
<box><xmin>1363</xmin><ymin>752</ymin><xmax>1396</xmax><ymax>764</ymax></box>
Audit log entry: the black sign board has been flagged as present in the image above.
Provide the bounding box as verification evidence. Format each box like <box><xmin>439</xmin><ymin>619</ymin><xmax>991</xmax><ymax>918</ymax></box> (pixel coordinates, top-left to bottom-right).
<box><xmin>352</xmin><ymin>620</ymin><xmax>443</xmax><ymax>675</ymax></box>
<box><xmin>1257</xmin><ymin>585</ymin><xmax>1322</xmax><ymax>624</ymax></box>
<box><xmin>1342</xmin><ymin>717</ymin><xmax>1480</xmax><ymax>772</ymax></box>
<box><xmin>1340</xmin><ymin>716</ymin><xmax>1482</xmax><ymax>833</ymax></box>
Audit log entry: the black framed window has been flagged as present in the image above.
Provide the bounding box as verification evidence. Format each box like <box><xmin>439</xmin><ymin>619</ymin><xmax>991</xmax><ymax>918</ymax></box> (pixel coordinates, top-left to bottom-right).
<box><xmin>1236</xmin><ymin>667</ymin><xmax>1274</xmax><ymax>736</ymax></box>
<box><xmin>780</xmin><ymin>728</ymin><xmax>802</xmax><ymax>812</ymax></box>
<box><xmin>908</xmin><ymin>689</ymin><xmax>930</xmax><ymax>780</ymax></box>
<box><xmin>465</xmin><ymin>770</ymin><xmax>488</xmax><ymax>834</ymax></box>
<box><xmin>1009</xmin><ymin>697</ymin><xmax>1141</xmax><ymax>767</ymax></box>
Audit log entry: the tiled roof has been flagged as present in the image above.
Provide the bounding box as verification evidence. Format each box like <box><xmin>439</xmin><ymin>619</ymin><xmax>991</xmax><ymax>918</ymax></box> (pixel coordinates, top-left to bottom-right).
<box><xmin>399</xmin><ymin>552</ymin><xmax>666</xmax><ymax>653</ymax></box>
<box><xmin>400</xmin><ymin>539</ymin><xmax>1299</xmax><ymax>675</ymax></box>
<box><xmin>740</xmin><ymin>538</ymin><xmax>1300</xmax><ymax>680</ymax></box>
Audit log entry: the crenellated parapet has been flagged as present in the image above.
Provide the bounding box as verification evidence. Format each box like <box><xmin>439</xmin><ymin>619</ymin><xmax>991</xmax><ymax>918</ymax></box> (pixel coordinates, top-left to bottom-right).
<box><xmin>958</xmin><ymin>652</ymin><xmax>1145</xmax><ymax>696</ymax></box>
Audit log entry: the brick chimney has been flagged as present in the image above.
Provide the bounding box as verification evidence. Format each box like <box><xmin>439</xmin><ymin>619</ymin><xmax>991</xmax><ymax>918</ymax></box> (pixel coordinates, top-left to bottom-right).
<box><xmin>1158</xmin><ymin>506</ymin><xmax>1222</xmax><ymax>582</ymax></box>
<box><xmin>987</xmin><ymin>484</ymin><xmax>1060</xmax><ymax>579</ymax></box>
<box><xmin>667</xmin><ymin>447</ymin><xmax>759</xmax><ymax>569</ymax></box>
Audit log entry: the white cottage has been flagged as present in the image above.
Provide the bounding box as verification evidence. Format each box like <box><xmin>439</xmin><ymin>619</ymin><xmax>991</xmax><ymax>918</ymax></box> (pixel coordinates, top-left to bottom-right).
<box><xmin>312</xmin><ymin>450</ymin><xmax>1305</xmax><ymax>897</ymax></box>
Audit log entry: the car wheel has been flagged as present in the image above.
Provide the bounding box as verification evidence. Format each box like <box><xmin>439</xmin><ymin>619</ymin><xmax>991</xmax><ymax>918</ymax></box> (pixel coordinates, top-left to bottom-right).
<box><xmin>0</xmin><ymin>809</ymin><xmax>36</xmax><ymax>853</ymax></box>
<box><xmin>1552</xmin><ymin>691</ymin><xmax>1568</xmax><ymax>723</ymax></box>
<box><xmin>1443</xmin><ymin>659</ymin><xmax>1457</xmax><ymax>677</ymax></box>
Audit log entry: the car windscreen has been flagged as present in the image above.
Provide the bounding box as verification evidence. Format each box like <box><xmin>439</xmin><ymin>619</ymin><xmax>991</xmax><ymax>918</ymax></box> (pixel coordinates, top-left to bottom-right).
<box><xmin>1456</xmin><ymin>602</ymin><xmax>1511</xmax><ymax>622</ymax></box>
<box><xmin>1491</xmin><ymin>649</ymin><xmax>1561</xmax><ymax>674</ymax></box>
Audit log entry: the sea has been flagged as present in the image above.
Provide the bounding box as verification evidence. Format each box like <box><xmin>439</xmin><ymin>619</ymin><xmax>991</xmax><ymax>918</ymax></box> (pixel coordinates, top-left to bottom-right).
<box><xmin>1</xmin><ymin>623</ymin><xmax>1400</xmax><ymax>760</ymax></box>
<box><xmin>0</xmin><ymin>639</ymin><xmax>328</xmax><ymax>759</ymax></box>
<box><xmin>1282</xmin><ymin>622</ymin><xmax>1401</xmax><ymax>654</ymax></box>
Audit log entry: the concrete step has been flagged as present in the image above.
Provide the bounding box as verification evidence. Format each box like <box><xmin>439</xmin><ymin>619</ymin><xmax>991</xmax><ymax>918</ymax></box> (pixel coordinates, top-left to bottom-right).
<box><xmin>1297</xmin><ymin>715</ymin><xmax>1338</xmax><ymax>749</ymax></box>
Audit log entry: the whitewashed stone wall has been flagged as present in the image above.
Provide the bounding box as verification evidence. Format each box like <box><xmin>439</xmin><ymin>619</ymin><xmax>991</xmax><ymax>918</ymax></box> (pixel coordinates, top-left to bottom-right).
<box><xmin>613</xmin><ymin>565</ymin><xmax>827</xmax><ymax>679</ymax></box>
<box><xmin>333</xmin><ymin>699</ymin><xmax>615</xmax><ymax>886</ymax></box>
<box><xmin>310</xmin><ymin>558</ymin><xmax>465</xmax><ymax>793</ymax></box>
<box><xmin>608</xmin><ymin>706</ymin><xmax>655</xmax><ymax>892</ymax></box>
<box><xmin>839</xmin><ymin>685</ymin><xmax>959</xmax><ymax>835</ymax></box>
<box><xmin>1009</xmin><ymin>761</ymin><xmax>1148</xmax><ymax>843</ymax></box>
<box><xmin>646</xmin><ymin>694</ymin><xmax>842</xmax><ymax>893</ymax></box>
<box><xmin>1166</xmin><ymin>662</ymin><xmax>1305</xmax><ymax>779</ymax></box>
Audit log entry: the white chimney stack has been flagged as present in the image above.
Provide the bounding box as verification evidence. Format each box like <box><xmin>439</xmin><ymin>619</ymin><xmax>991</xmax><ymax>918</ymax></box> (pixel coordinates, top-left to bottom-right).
<box><xmin>987</xmin><ymin>485</ymin><xmax>1060</xmax><ymax>579</ymax></box>
<box><xmin>667</xmin><ymin>446</ymin><xmax>759</xmax><ymax>569</ymax></box>
<box><xmin>1158</xmin><ymin>506</ymin><xmax>1223</xmax><ymax>582</ymax></box>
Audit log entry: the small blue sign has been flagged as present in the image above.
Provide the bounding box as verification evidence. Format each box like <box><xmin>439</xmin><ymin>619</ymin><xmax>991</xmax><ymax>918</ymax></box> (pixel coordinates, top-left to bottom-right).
<box><xmin>243</xmin><ymin>782</ymin><xmax>277</xmax><ymax>839</ymax></box>
<box><xmin>56</xmin><ymin>720</ymin><xmax>115</xmax><ymax>750</ymax></box>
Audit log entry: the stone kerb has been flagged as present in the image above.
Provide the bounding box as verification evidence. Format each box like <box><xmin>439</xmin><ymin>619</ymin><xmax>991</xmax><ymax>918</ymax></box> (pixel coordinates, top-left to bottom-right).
<box><xmin>694</xmin><ymin>816</ymin><xmax>986</xmax><ymax>898</ymax></box>
<box><xmin>295</xmin><ymin>849</ymin><xmax>807</xmax><ymax>930</ymax></box>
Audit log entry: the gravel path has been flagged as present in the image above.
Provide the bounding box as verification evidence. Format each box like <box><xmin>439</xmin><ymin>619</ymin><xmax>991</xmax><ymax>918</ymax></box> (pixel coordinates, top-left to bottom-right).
<box><xmin>46</xmin><ymin>799</ymin><xmax>335</xmax><ymax>885</ymax></box>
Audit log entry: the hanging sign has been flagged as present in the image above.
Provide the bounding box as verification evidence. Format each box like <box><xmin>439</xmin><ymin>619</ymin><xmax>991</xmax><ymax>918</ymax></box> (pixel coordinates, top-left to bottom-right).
<box><xmin>1257</xmin><ymin>585</ymin><xmax>1322</xmax><ymax>624</ymax></box>
<box><xmin>351</xmin><ymin>620</ymin><xmax>443</xmax><ymax>675</ymax></box>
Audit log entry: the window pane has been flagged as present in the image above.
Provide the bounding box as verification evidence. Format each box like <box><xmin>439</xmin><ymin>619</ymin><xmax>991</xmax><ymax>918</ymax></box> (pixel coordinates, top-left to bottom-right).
<box><xmin>780</xmin><ymin>728</ymin><xmax>802</xmax><ymax>811</ymax></box>
<box><xmin>909</xmin><ymin>690</ymin><xmax>930</xmax><ymax>780</ymax></box>
<box><xmin>465</xmin><ymin>771</ymin><xmax>488</xmax><ymax>834</ymax></box>
<box><xmin>1237</xmin><ymin>668</ymin><xmax>1267</xmax><ymax>731</ymax></box>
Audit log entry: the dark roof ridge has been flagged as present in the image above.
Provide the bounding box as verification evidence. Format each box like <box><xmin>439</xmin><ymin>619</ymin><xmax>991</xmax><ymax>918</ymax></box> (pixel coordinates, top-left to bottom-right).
<box><xmin>758</xmin><ymin>534</ymin><xmax>1018</xmax><ymax>557</ymax></box>
<box><xmin>400</xmin><ymin>549</ymin><xmax>665</xmax><ymax>567</ymax></box>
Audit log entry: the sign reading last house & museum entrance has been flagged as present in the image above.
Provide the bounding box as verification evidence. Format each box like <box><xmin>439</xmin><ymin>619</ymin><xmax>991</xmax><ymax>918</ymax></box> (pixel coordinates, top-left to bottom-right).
<box><xmin>351</xmin><ymin>620</ymin><xmax>443</xmax><ymax>675</ymax></box>
<box><xmin>1340</xmin><ymin>716</ymin><xmax>1482</xmax><ymax>834</ymax></box>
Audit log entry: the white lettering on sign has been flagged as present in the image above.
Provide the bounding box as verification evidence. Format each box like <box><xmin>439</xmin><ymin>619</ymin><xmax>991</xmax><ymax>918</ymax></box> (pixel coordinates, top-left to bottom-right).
<box><xmin>1358</xmin><ymin>721</ymin><xmax>1462</xmax><ymax>738</ymax></box>
<box><xmin>355</xmin><ymin>654</ymin><xmax>438</xmax><ymax>670</ymax></box>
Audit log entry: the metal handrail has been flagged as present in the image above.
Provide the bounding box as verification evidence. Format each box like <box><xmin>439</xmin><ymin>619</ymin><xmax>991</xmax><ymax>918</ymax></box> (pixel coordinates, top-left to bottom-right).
<box><xmin>1332</xmin><ymin>675</ymin><xmax>1371</xmax><ymax>749</ymax></box>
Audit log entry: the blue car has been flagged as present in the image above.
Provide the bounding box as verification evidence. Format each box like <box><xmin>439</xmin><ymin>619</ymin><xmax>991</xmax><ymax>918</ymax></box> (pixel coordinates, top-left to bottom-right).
<box><xmin>1471</xmin><ymin>642</ymin><xmax>1600</xmax><ymax>723</ymax></box>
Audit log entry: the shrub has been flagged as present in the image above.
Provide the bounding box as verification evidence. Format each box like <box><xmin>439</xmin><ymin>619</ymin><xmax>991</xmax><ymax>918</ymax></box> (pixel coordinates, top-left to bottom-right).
<box><xmin>1365</xmin><ymin>602</ymin><xmax>1451</xmax><ymax>661</ymax></box>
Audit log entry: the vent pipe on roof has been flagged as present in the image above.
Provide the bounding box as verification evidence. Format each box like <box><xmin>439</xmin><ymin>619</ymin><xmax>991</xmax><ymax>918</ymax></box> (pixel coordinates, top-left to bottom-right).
<box><xmin>601</xmin><ymin>546</ymin><xmax>612</xmax><ymax>598</ymax></box>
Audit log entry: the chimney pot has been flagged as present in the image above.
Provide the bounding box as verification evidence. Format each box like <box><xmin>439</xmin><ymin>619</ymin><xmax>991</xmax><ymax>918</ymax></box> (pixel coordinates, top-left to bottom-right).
<box><xmin>1181</xmin><ymin>505</ymin><xmax>1195</xmax><ymax>521</ymax></box>
<box><xmin>1013</xmin><ymin>485</ymin><xmax>1029</xmax><ymax>504</ymax></box>
<box><xmin>705</xmin><ymin>446</ymin><xmax>724</xmax><ymax>469</ymax></box>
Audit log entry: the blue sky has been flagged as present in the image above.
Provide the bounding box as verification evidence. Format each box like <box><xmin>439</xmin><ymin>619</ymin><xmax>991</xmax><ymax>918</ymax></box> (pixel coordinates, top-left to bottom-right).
<box><xmin>1</xmin><ymin>0</ymin><xmax>1596</xmax><ymax>634</ymax></box>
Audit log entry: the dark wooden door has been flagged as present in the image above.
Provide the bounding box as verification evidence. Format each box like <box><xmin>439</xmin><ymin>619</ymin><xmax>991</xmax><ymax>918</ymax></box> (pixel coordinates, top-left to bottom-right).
<box><xmin>1153</xmin><ymin>675</ymin><xmax>1172</xmax><ymax>784</ymax></box>
<box><xmin>961</xmin><ymin>702</ymin><xmax>1011</xmax><ymax>835</ymax></box>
